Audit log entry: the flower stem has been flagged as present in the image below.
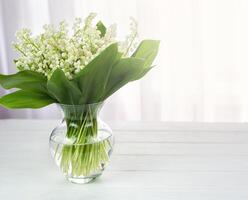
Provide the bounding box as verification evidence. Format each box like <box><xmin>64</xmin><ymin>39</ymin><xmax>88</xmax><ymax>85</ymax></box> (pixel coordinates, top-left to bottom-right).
<box><xmin>57</xmin><ymin>109</ymin><xmax>111</xmax><ymax>177</ymax></box>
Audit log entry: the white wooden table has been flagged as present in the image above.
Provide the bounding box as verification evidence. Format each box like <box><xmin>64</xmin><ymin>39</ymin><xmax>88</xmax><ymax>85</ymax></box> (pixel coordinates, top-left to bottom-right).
<box><xmin>1</xmin><ymin>120</ymin><xmax>248</xmax><ymax>200</ymax></box>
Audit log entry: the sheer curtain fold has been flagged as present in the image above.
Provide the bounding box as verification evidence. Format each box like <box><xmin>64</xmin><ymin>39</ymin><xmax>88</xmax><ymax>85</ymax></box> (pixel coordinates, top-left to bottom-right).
<box><xmin>0</xmin><ymin>0</ymin><xmax>247</xmax><ymax>122</ymax></box>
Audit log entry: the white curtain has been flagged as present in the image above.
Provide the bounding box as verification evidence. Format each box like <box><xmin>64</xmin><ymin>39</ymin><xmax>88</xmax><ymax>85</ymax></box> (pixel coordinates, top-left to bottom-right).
<box><xmin>1</xmin><ymin>0</ymin><xmax>248</xmax><ymax>122</ymax></box>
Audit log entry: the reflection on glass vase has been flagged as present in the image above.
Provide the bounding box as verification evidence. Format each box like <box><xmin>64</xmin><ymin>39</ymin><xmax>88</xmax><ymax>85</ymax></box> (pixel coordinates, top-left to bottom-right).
<box><xmin>49</xmin><ymin>103</ymin><xmax>114</xmax><ymax>184</ymax></box>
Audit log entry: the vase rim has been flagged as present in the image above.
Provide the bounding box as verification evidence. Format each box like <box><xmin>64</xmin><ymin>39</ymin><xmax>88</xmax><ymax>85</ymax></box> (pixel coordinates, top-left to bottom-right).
<box><xmin>57</xmin><ymin>101</ymin><xmax>104</xmax><ymax>108</ymax></box>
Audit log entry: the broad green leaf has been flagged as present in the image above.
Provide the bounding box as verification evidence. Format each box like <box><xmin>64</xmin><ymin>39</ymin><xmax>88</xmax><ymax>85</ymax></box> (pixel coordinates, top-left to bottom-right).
<box><xmin>131</xmin><ymin>65</ymin><xmax>155</xmax><ymax>81</ymax></box>
<box><xmin>0</xmin><ymin>70</ymin><xmax>48</xmax><ymax>94</ymax></box>
<box><xmin>47</xmin><ymin>69</ymin><xmax>82</xmax><ymax>104</ymax></box>
<box><xmin>73</xmin><ymin>43</ymin><xmax>119</xmax><ymax>103</ymax></box>
<box><xmin>0</xmin><ymin>90</ymin><xmax>55</xmax><ymax>109</ymax></box>
<box><xmin>132</xmin><ymin>40</ymin><xmax>160</xmax><ymax>69</ymax></box>
<box><xmin>96</xmin><ymin>21</ymin><xmax>106</xmax><ymax>37</ymax></box>
<box><xmin>103</xmin><ymin>57</ymin><xmax>145</xmax><ymax>99</ymax></box>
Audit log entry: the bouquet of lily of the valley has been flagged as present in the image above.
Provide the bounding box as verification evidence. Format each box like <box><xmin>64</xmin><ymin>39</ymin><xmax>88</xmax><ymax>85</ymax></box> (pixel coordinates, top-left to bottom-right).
<box><xmin>0</xmin><ymin>13</ymin><xmax>159</xmax><ymax>183</ymax></box>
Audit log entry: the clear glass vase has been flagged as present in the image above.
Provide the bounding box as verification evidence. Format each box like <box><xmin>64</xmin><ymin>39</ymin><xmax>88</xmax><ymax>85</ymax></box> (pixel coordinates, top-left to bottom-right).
<box><xmin>49</xmin><ymin>103</ymin><xmax>114</xmax><ymax>184</ymax></box>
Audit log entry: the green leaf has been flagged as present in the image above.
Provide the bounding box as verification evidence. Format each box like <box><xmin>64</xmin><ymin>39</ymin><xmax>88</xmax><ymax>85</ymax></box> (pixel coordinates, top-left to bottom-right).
<box><xmin>103</xmin><ymin>57</ymin><xmax>145</xmax><ymax>99</ymax></box>
<box><xmin>132</xmin><ymin>40</ymin><xmax>160</xmax><ymax>69</ymax></box>
<box><xmin>128</xmin><ymin>40</ymin><xmax>160</xmax><ymax>81</ymax></box>
<box><xmin>96</xmin><ymin>21</ymin><xmax>106</xmax><ymax>37</ymax></box>
<box><xmin>0</xmin><ymin>90</ymin><xmax>55</xmax><ymax>109</ymax></box>
<box><xmin>0</xmin><ymin>70</ymin><xmax>48</xmax><ymax>94</ymax></box>
<box><xmin>47</xmin><ymin>69</ymin><xmax>82</xmax><ymax>104</ymax></box>
<box><xmin>131</xmin><ymin>65</ymin><xmax>155</xmax><ymax>81</ymax></box>
<box><xmin>73</xmin><ymin>43</ymin><xmax>119</xmax><ymax>103</ymax></box>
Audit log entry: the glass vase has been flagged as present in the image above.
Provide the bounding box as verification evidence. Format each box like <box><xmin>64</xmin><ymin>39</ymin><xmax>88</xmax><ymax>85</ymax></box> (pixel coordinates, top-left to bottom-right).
<box><xmin>49</xmin><ymin>103</ymin><xmax>114</xmax><ymax>184</ymax></box>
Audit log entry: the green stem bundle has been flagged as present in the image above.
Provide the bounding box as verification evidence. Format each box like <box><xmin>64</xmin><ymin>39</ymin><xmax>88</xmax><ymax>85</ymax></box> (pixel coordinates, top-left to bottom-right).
<box><xmin>55</xmin><ymin>108</ymin><xmax>111</xmax><ymax>177</ymax></box>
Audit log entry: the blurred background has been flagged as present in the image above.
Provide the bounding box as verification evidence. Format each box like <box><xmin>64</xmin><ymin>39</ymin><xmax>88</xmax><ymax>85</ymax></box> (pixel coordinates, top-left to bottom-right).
<box><xmin>1</xmin><ymin>0</ymin><xmax>248</xmax><ymax>122</ymax></box>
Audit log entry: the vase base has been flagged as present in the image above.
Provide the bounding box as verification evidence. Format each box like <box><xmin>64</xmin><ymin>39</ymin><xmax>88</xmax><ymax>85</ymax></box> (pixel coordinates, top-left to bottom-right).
<box><xmin>67</xmin><ymin>176</ymin><xmax>96</xmax><ymax>184</ymax></box>
<box><xmin>67</xmin><ymin>178</ymin><xmax>95</xmax><ymax>184</ymax></box>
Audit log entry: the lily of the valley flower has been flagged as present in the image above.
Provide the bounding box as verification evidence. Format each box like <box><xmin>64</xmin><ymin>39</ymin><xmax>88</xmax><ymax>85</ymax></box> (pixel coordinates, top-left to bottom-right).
<box><xmin>13</xmin><ymin>13</ymin><xmax>138</xmax><ymax>79</ymax></box>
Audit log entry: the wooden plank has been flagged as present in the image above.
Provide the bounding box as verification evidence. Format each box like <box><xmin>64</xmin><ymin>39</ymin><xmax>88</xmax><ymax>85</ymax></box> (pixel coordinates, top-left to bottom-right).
<box><xmin>116</xmin><ymin>132</ymin><xmax>248</xmax><ymax>143</ymax></box>
<box><xmin>1</xmin><ymin>119</ymin><xmax>248</xmax><ymax>132</ymax></box>
<box><xmin>1</xmin><ymin>184</ymin><xmax>248</xmax><ymax>200</ymax></box>
<box><xmin>1</xmin><ymin>134</ymin><xmax>248</xmax><ymax>156</ymax></box>
<box><xmin>1</xmin><ymin>167</ymin><xmax>248</xmax><ymax>188</ymax></box>
<box><xmin>96</xmin><ymin>171</ymin><xmax>248</xmax><ymax>188</ymax></box>
<box><xmin>2</xmin><ymin>153</ymin><xmax>248</xmax><ymax>172</ymax></box>
<box><xmin>115</xmin><ymin>143</ymin><xmax>248</xmax><ymax>155</ymax></box>
<box><xmin>2</xmin><ymin>129</ymin><xmax>248</xmax><ymax>144</ymax></box>
<box><xmin>109</xmin><ymin>155</ymin><xmax>248</xmax><ymax>172</ymax></box>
